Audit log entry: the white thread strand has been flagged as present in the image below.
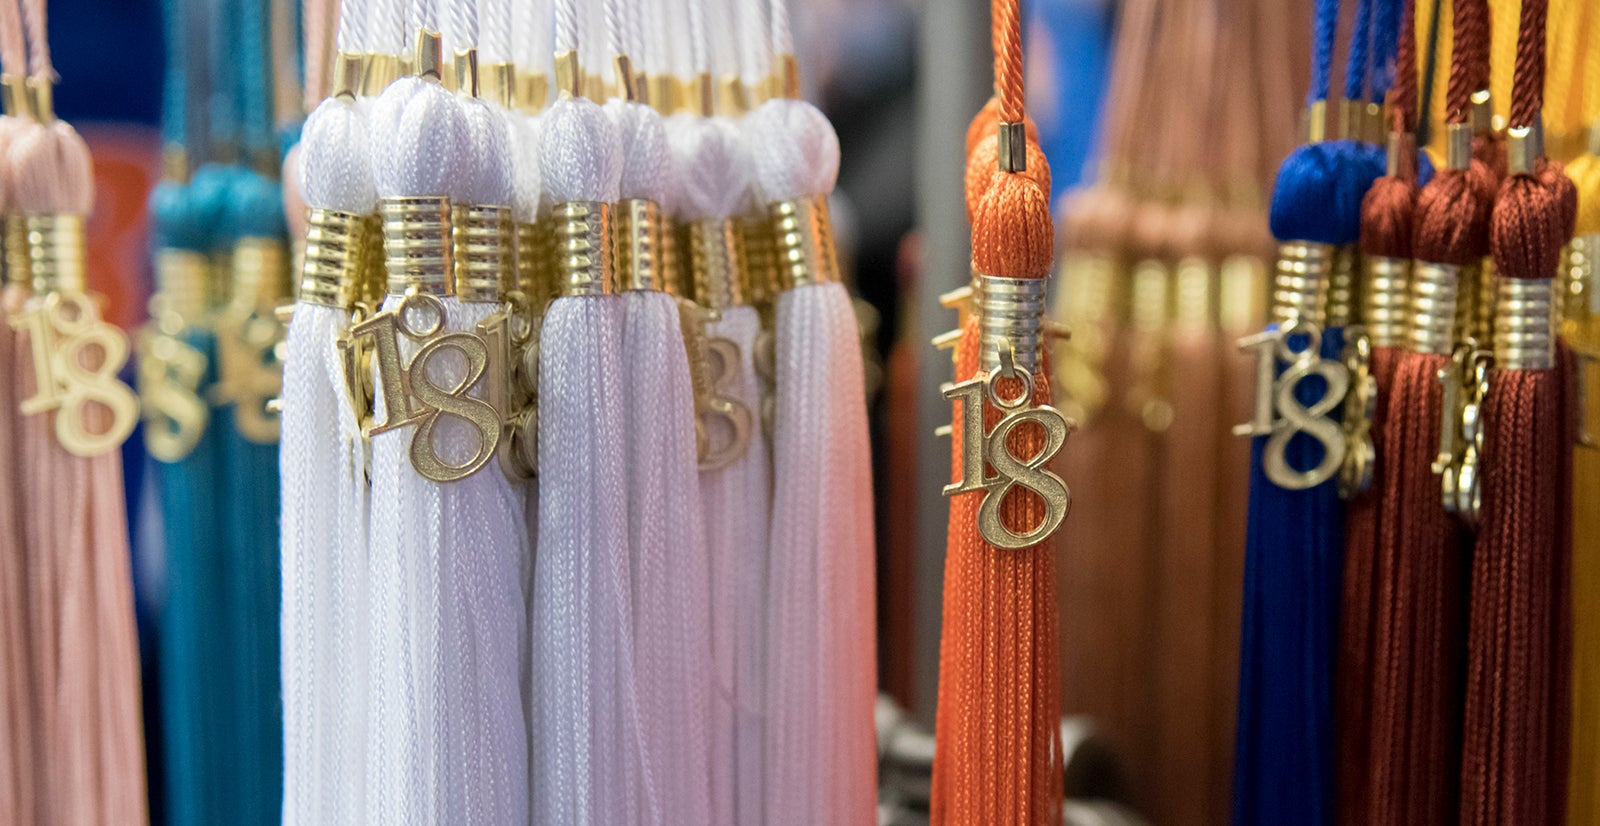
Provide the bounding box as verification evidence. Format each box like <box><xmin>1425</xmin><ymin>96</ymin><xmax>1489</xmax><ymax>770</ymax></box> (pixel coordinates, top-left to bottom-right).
<box><xmin>478</xmin><ymin>0</ymin><xmax>511</xmax><ymax>64</ymax></box>
<box><xmin>446</xmin><ymin>0</ymin><xmax>476</xmax><ymax>48</ymax></box>
<box><xmin>687</xmin><ymin>0</ymin><xmax>708</xmax><ymax>76</ymax></box>
<box><xmin>738</xmin><ymin>0</ymin><xmax>769</xmax><ymax>87</ymax></box>
<box><xmin>338</xmin><ymin>0</ymin><xmax>367</xmax><ymax>55</ymax></box>
<box><xmin>699</xmin><ymin>306</ymin><xmax>771</xmax><ymax>826</ymax></box>
<box><xmin>554</xmin><ymin>0</ymin><xmax>577</xmax><ymax>55</ymax></box>
<box><xmin>769</xmin><ymin>0</ymin><xmax>791</xmax><ymax>59</ymax></box>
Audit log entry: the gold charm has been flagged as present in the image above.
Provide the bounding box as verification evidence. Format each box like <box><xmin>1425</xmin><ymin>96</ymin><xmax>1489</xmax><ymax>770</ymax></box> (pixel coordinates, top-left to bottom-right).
<box><xmin>1436</xmin><ymin>346</ymin><xmax>1489</xmax><ymax>525</ymax></box>
<box><xmin>1233</xmin><ymin>321</ymin><xmax>1350</xmax><ymax>490</ymax></box>
<box><xmin>213</xmin><ymin>310</ymin><xmax>286</xmax><ymax>443</ymax></box>
<box><xmin>678</xmin><ymin>298</ymin><xmax>754</xmax><ymax>470</ymax></box>
<box><xmin>137</xmin><ymin>324</ymin><xmax>210</xmax><ymax>462</ymax></box>
<box><xmin>941</xmin><ymin>368</ymin><xmax>1072</xmax><ymax>550</ymax></box>
<box><xmin>479</xmin><ymin>296</ymin><xmax>539</xmax><ymax>480</ymax></box>
<box><xmin>346</xmin><ymin>291</ymin><xmax>502</xmax><ymax>482</ymax></box>
<box><xmin>1339</xmin><ymin>330</ymin><xmax>1376</xmax><ymax>498</ymax></box>
<box><xmin>12</xmin><ymin>291</ymin><xmax>140</xmax><ymax>456</ymax></box>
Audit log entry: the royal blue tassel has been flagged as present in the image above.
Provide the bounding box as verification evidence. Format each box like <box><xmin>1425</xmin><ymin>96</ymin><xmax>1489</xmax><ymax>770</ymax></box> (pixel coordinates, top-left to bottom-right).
<box><xmin>1232</xmin><ymin>327</ymin><xmax>1347</xmax><ymax>826</ymax></box>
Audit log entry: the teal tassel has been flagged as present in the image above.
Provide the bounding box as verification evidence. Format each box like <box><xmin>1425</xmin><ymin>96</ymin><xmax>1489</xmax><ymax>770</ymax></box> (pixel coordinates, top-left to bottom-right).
<box><xmin>217</xmin><ymin>167</ymin><xmax>286</xmax><ymax>826</ymax></box>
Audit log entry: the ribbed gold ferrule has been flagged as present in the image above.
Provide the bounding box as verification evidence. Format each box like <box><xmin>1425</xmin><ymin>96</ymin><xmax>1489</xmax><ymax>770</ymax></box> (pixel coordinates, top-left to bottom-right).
<box><xmin>738</xmin><ymin>214</ymin><xmax>778</xmax><ymax>307</ymax></box>
<box><xmin>23</xmin><ymin>214</ymin><xmax>85</xmax><ymax>294</ymax></box>
<box><xmin>301</xmin><ymin>208</ymin><xmax>372</xmax><ymax>307</ymax></box>
<box><xmin>5</xmin><ymin>214</ymin><xmax>28</xmax><ymax>286</ymax></box>
<box><xmin>976</xmin><ymin>274</ymin><xmax>1048</xmax><ymax>374</ymax></box>
<box><xmin>1408</xmin><ymin>261</ymin><xmax>1460</xmax><ymax>354</ymax></box>
<box><xmin>1494</xmin><ymin>277</ymin><xmax>1555</xmax><ymax>370</ymax></box>
<box><xmin>380</xmin><ymin>196</ymin><xmax>454</xmax><ymax>296</ymax></box>
<box><xmin>358</xmin><ymin>213</ymin><xmax>386</xmax><ymax>307</ymax></box>
<box><xmin>450</xmin><ymin>203</ymin><xmax>512</xmax><ymax>302</ymax></box>
<box><xmin>656</xmin><ymin>214</ymin><xmax>683</xmax><ymax>296</ymax></box>
<box><xmin>232</xmin><ymin>237</ymin><xmax>290</xmax><ymax>313</ymax></box>
<box><xmin>1570</xmin><ymin>235</ymin><xmax>1599</xmax><ymax>319</ymax></box>
<box><xmin>691</xmin><ymin>217</ymin><xmax>743</xmax><ymax>310</ymax></box>
<box><xmin>1173</xmin><ymin>257</ymin><xmax>1214</xmax><ymax>331</ymax></box>
<box><xmin>552</xmin><ymin>200</ymin><xmax>612</xmax><ymax>296</ymax></box>
<box><xmin>515</xmin><ymin>219</ymin><xmax>553</xmax><ymax>309</ymax></box>
<box><xmin>613</xmin><ymin>198</ymin><xmax>662</xmax><ymax>291</ymax></box>
<box><xmin>1326</xmin><ymin>245</ymin><xmax>1357</xmax><ymax>327</ymax></box>
<box><xmin>772</xmin><ymin>196</ymin><xmax>838</xmax><ymax>290</ymax></box>
<box><xmin>155</xmin><ymin>248</ymin><xmax>210</xmax><ymax>320</ymax></box>
<box><xmin>1272</xmin><ymin>240</ymin><xmax>1332</xmax><ymax>325</ymax></box>
<box><xmin>1364</xmin><ymin>256</ymin><xmax>1409</xmax><ymax>347</ymax></box>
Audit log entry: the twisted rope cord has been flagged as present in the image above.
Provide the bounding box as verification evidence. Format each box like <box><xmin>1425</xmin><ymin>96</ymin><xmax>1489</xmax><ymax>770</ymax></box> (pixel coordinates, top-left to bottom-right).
<box><xmin>994</xmin><ymin>0</ymin><xmax>1023</xmax><ymax>123</ymax></box>
<box><xmin>1508</xmin><ymin>0</ymin><xmax>1546</xmax><ymax>130</ymax></box>
<box><xmin>1310</xmin><ymin>0</ymin><xmax>1339</xmax><ymax>105</ymax></box>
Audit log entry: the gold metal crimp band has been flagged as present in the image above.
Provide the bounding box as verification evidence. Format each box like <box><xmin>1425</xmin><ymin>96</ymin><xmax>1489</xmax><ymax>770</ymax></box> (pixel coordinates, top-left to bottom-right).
<box><xmin>232</xmin><ymin>237</ymin><xmax>290</xmax><ymax>312</ymax></box>
<box><xmin>155</xmin><ymin>248</ymin><xmax>210</xmax><ymax>320</ymax></box>
<box><xmin>1494</xmin><ymin>276</ymin><xmax>1555</xmax><ymax>370</ymax></box>
<box><xmin>301</xmin><ymin>208</ymin><xmax>372</xmax><ymax>308</ymax></box>
<box><xmin>772</xmin><ymin>196</ymin><xmax>838</xmax><ymax>289</ymax></box>
<box><xmin>1272</xmin><ymin>240</ymin><xmax>1333</xmax><ymax>327</ymax></box>
<box><xmin>553</xmin><ymin>200</ymin><xmax>612</xmax><ymax>297</ymax></box>
<box><xmin>515</xmin><ymin>219</ymin><xmax>553</xmax><ymax>309</ymax></box>
<box><xmin>23</xmin><ymin>213</ymin><xmax>86</xmax><ymax>295</ymax></box>
<box><xmin>691</xmin><ymin>217</ymin><xmax>742</xmax><ymax>310</ymax></box>
<box><xmin>380</xmin><ymin>196</ymin><xmax>453</xmax><ymax>296</ymax></box>
<box><xmin>1364</xmin><ymin>256</ymin><xmax>1409</xmax><ymax>347</ymax></box>
<box><xmin>976</xmin><ymin>273</ymin><xmax>1048</xmax><ymax>375</ymax></box>
<box><xmin>614</xmin><ymin>198</ymin><xmax>662</xmax><ymax>292</ymax></box>
<box><xmin>451</xmin><ymin>203</ymin><xmax>513</xmax><ymax>302</ymax></box>
<box><xmin>1408</xmin><ymin>261</ymin><xmax>1460</xmax><ymax>355</ymax></box>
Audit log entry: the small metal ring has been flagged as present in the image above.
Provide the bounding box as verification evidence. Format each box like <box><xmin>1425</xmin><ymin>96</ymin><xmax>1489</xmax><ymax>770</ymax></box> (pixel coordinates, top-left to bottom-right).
<box><xmin>397</xmin><ymin>290</ymin><xmax>447</xmax><ymax>340</ymax></box>
<box><xmin>986</xmin><ymin>368</ymin><xmax>1035</xmax><ymax>411</ymax></box>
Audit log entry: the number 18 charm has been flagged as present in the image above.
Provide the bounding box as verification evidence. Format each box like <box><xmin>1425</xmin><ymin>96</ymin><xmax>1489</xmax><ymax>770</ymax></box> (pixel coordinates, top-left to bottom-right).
<box><xmin>11</xmin><ymin>291</ymin><xmax>140</xmax><ymax>457</ymax></box>
<box><xmin>942</xmin><ymin>370</ymin><xmax>1072</xmax><ymax>550</ymax></box>
<box><xmin>1233</xmin><ymin>321</ymin><xmax>1350</xmax><ymax>490</ymax></box>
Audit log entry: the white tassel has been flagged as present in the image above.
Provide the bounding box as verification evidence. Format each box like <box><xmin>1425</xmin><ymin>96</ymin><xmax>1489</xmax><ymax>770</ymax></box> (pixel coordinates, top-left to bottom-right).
<box><xmin>608</xmin><ymin>85</ymin><xmax>714</xmax><ymax>824</ymax></box>
<box><xmin>363</xmin><ymin>49</ymin><xmax>473</xmax><ymax>822</ymax></box>
<box><xmin>699</xmin><ymin>304</ymin><xmax>770</xmax><ymax>826</ymax></box>
<box><xmin>745</xmin><ymin>89</ymin><xmax>877</xmax><ymax>826</ymax></box>
<box><xmin>283</xmin><ymin>80</ymin><xmax>377</xmax><ymax>824</ymax></box>
<box><xmin>533</xmin><ymin>90</ymin><xmax>650</xmax><ymax>824</ymax></box>
<box><xmin>441</xmin><ymin>2</ymin><xmax>533</xmax><ymax>814</ymax></box>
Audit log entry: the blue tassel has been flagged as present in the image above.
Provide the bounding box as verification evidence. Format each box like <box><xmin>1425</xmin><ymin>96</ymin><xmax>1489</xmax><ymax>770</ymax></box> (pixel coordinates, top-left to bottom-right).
<box><xmin>1232</xmin><ymin>328</ymin><xmax>1347</xmax><ymax>826</ymax></box>
<box><xmin>216</xmin><ymin>167</ymin><xmax>286</xmax><ymax>826</ymax></box>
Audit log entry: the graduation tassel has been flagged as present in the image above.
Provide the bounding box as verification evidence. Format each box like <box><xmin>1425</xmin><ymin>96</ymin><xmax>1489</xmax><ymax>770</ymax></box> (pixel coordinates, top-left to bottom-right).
<box><xmin>1231</xmin><ymin>0</ymin><xmax>1383</xmax><ymax>820</ymax></box>
<box><xmin>0</xmin><ymin>1</ymin><xmax>37</xmax><ymax>818</ymax></box>
<box><xmin>746</xmin><ymin>0</ymin><xmax>877</xmax><ymax>821</ymax></box>
<box><xmin>8</xmin><ymin>0</ymin><xmax>146</xmax><ymax>817</ymax></box>
<box><xmin>1460</xmin><ymin>0</ymin><xmax>1575</xmax><ymax>818</ymax></box>
<box><xmin>280</xmin><ymin>1</ymin><xmax>379</xmax><ymax>819</ymax></box>
<box><xmin>930</xmin><ymin>0</ymin><xmax>1066</xmax><ymax>820</ymax></box>
<box><xmin>531</xmin><ymin>0</ymin><xmax>651</xmax><ymax>818</ymax></box>
<box><xmin>214</xmin><ymin>0</ymin><xmax>289</xmax><ymax>818</ymax></box>
<box><xmin>691</xmin><ymin>0</ymin><xmax>768</xmax><ymax>819</ymax></box>
<box><xmin>608</xmin><ymin>0</ymin><xmax>717</xmax><ymax>819</ymax></box>
<box><xmin>1349</xmin><ymin>0</ymin><xmax>1490</xmax><ymax>820</ymax></box>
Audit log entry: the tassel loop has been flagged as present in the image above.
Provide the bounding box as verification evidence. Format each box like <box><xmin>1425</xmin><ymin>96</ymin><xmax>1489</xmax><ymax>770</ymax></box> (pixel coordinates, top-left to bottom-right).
<box><xmin>1493</xmin><ymin>276</ymin><xmax>1555</xmax><ymax>370</ymax></box>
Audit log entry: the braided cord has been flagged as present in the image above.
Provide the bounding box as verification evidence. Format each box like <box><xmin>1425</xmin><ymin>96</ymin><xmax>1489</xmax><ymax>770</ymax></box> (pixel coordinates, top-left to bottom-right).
<box><xmin>1310</xmin><ymin>0</ymin><xmax>1339</xmax><ymax>105</ymax></box>
<box><xmin>993</xmin><ymin>0</ymin><xmax>1023</xmax><ymax>123</ymax></box>
<box><xmin>1509</xmin><ymin>0</ymin><xmax>1546</xmax><ymax>129</ymax></box>
<box><xmin>1344</xmin><ymin>0</ymin><xmax>1373</xmax><ymax>104</ymax></box>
